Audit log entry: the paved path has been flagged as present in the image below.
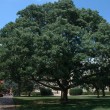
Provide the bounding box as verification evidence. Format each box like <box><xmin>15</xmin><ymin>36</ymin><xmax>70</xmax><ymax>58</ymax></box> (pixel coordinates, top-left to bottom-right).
<box><xmin>0</xmin><ymin>95</ymin><xmax>15</xmax><ymax>110</ymax></box>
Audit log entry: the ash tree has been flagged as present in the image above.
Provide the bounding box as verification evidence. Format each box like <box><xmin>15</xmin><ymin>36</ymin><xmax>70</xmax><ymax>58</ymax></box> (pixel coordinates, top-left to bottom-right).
<box><xmin>0</xmin><ymin>0</ymin><xmax>109</xmax><ymax>102</ymax></box>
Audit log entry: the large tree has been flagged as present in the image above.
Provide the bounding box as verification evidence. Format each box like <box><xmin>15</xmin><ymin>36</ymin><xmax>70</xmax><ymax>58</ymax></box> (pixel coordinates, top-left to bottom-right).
<box><xmin>0</xmin><ymin>0</ymin><xmax>109</xmax><ymax>102</ymax></box>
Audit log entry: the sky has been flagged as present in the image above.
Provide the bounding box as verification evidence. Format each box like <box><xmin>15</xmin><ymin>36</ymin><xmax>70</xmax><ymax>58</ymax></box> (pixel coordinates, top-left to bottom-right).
<box><xmin>0</xmin><ymin>0</ymin><xmax>110</xmax><ymax>29</ymax></box>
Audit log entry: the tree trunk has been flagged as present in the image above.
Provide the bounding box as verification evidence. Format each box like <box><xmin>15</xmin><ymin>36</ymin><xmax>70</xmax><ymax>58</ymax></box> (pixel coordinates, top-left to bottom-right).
<box><xmin>28</xmin><ymin>92</ymin><xmax>31</xmax><ymax>97</ymax></box>
<box><xmin>102</xmin><ymin>87</ymin><xmax>105</xmax><ymax>97</ymax></box>
<box><xmin>96</xmin><ymin>88</ymin><xmax>100</xmax><ymax>98</ymax></box>
<box><xmin>109</xmin><ymin>86</ymin><xmax>110</xmax><ymax>92</ymax></box>
<box><xmin>18</xmin><ymin>83</ymin><xmax>21</xmax><ymax>96</ymax></box>
<box><xmin>60</xmin><ymin>89</ymin><xmax>68</xmax><ymax>103</ymax></box>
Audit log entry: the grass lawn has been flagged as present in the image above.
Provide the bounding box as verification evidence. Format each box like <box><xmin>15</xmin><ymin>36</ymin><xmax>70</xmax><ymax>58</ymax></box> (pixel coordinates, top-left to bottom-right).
<box><xmin>13</xmin><ymin>95</ymin><xmax>110</xmax><ymax>110</ymax></box>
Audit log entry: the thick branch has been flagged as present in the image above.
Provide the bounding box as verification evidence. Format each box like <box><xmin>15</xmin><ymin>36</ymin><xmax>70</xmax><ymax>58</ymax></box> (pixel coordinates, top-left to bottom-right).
<box><xmin>38</xmin><ymin>81</ymin><xmax>60</xmax><ymax>90</ymax></box>
<box><xmin>31</xmin><ymin>75</ymin><xmax>56</xmax><ymax>82</ymax></box>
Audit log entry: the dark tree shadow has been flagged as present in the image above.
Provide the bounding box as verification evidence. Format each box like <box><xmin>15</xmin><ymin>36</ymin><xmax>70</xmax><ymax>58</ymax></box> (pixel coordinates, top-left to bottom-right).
<box><xmin>13</xmin><ymin>96</ymin><xmax>110</xmax><ymax>110</ymax></box>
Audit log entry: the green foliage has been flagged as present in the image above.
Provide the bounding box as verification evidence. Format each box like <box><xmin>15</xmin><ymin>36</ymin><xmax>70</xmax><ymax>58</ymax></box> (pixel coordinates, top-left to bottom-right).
<box><xmin>69</xmin><ymin>87</ymin><xmax>83</xmax><ymax>95</ymax></box>
<box><xmin>22</xmin><ymin>81</ymin><xmax>34</xmax><ymax>93</ymax></box>
<box><xmin>0</xmin><ymin>84</ymin><xmax>4</xmax><ymax>92</ymax></box>
<box><xmin>13</xmin><ymin>88</ymin><xmax>19</xmax><ymax>96</ymax></box>
<box><xmin>40</xmin><ymin>87</ymin><xmax>53</xmax><ymax>96</ymax></box>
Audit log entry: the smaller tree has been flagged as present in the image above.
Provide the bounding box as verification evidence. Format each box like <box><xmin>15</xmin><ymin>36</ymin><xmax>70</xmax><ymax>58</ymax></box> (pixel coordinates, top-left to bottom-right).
<box><xmin>22</xmin><ymin>80</ymin><xmax>34</xmax><ymax>97</ymax></box>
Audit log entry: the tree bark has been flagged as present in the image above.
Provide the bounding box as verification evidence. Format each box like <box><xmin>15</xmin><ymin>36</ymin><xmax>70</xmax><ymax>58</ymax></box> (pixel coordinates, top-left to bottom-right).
<box><xmin>28</xmin><ymin>92</ymin><xmax>31</xmax><ymax>97</ymax></box>
<box><xmin>60</xmin><ymin>89</ymin><xmax>68</xmax><ymax>103</ymax></box>
<box><xmin>17</xmin><ymin>83</ymin><xmax>21</xmax><ymax>96</ymax></box>
<box><xmin>96</xmin><ymin>88</ymin><xmax>100</xmax><ymax>98</ymax></box>
<box><xmin>109</xmin><ymin>86</ymin><xmax>110</xmax><ymax>92</ymax></box>
<box><xmin>102</xmin><ymin>87</ymin><xmax>105</xmax><ymax>97</ymax></box>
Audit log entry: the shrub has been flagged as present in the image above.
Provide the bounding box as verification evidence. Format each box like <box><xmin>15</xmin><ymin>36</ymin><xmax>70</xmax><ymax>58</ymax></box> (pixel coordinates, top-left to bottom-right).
<box><xmin>31</xmin><ymin>92</ymin><xmax>41</xmax><ymax>96</ymax></box>
<box><xmin>40</xmin><ymin>87</ymin><xmax>53</xmax><ymax>96</ymax></box>
<box><xmin>69</xmin><ymin>87</ymin><xmax>83</xmax><ymax>95</ymax></box>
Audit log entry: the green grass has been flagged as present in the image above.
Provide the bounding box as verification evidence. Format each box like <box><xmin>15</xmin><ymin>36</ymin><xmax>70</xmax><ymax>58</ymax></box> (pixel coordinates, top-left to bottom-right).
<box><xmin>13</xmin><ymin>96</ymin><xmax>110</xmax><ymax>110</ymax></box>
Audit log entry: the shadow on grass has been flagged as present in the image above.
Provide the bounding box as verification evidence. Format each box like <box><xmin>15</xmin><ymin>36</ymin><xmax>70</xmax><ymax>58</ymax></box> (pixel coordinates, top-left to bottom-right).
<box><xmin>13</xmin><ymin>96</ymin><xmax>110</xmax><ymax>110</ymax></box>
